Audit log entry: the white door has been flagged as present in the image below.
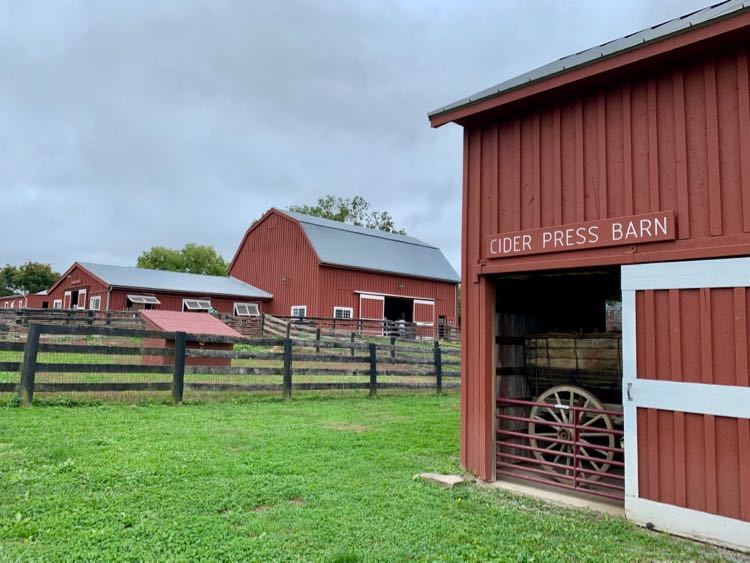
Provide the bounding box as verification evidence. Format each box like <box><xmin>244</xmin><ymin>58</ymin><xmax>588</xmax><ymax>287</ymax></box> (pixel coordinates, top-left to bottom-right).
<box><xmin>622</xmin><ymin>257</ymin><xmax>750</xmax><ymax>551</ymax></box>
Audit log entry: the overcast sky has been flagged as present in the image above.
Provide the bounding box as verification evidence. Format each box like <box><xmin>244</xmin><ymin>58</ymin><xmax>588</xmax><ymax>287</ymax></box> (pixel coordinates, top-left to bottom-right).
<box><xmin>1</xmin><ymin>0</ymin><xmax>710</xmax><ymax>274</ymax></box>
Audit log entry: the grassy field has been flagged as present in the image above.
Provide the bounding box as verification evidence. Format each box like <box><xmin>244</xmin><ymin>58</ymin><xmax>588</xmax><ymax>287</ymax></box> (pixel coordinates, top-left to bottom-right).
<box><xmin>0</xmin><ymin>394</ymin><xmax>729</xmax><ymax>561</ymax></box>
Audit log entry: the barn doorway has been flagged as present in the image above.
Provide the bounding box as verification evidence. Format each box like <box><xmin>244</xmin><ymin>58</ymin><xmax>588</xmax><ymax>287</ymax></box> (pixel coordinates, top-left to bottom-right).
<box><xmin>493</xmin><ymin>267</ymin><xmax>625</xmax><ymax>504</ymax></box>
<box><xmin>384</xmin><ymin>297</ymin><xmax>413</xmax><ymax>323</ymax></box>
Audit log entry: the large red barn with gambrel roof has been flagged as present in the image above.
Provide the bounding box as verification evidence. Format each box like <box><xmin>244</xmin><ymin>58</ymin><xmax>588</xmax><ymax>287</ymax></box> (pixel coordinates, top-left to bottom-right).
<box><xmin>229</xmin><ymin>209</ymin><xmax>459</xmax><ymax>332</ymax></box>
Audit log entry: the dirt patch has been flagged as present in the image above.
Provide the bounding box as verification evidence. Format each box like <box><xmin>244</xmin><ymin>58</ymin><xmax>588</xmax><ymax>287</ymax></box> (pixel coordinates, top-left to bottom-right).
<box><xmin>289</xmin><ymin>497</ymin><xmax>305</xmax><ymax>506</ymax></box>
<box><xmin>325</xmin><ymin>422</ymin><xmax>368</xmax><ymax>433</ymax></box>
<box><xmin>252</xmin><ymin>504</ymin><xmax>271</xmax><ymax>513</ymax></box>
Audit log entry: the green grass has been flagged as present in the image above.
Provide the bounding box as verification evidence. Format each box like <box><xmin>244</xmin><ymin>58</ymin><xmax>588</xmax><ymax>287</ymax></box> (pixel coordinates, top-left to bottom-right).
<box><xmin>0</xmin><ymin>394</ymin><xmax>726</xmax><ymax>561</ymax></box>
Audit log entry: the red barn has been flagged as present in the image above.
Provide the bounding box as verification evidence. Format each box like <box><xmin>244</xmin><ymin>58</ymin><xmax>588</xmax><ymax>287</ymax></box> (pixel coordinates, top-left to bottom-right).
<box><xmin>45</xmin><ymin>262</ymin><xmax>272</xmax><ymax>315</ymax></box>
<box><xmin>430</xmin><ymin>0</ymin><xmax>750</xmax><ymax>550</ymax></box>
<box><xmin>229</xmin><ymin>208</ymin><xmax>459</xmax><ymax>332</ymax></box>
<box><xmin>0</xmin><ymin>291</ymin><xmax>47</xmax><ymax>309</ymax></box>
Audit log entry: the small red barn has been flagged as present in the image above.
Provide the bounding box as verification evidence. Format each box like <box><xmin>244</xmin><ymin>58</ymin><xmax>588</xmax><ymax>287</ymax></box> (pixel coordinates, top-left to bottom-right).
<box><xmin>141</xmin><ymin>310</ymin><xmax>241</xmax><ymax>367</ymax></box>
<box><xmin>229</xmin><ymin>209</ymin><xmax>460</xmax><ymax>334</ymax></box>
<box><xmin>44</xmin><ymin>262</ymin><xmax>272</xmax><ymax>315</ymax></box>
<box><xmin>430</xmin><ymin>0</ymin><xmax>750</xmax><ymax>550</ymax></box>
<box><xmin>0</xmin><ymin>291</ymin><xmax>48</xmax><ymax>310</ymax></box>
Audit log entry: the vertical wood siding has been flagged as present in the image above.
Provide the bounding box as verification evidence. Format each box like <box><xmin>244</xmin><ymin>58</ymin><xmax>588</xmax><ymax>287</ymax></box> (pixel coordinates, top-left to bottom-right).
<box><xmin>461</xmin><ymin>38</ymin><xmax>750</xmax><ymax>479</ymax></box>
<box><xmin>317</xmin><ymin>267</ymin><xmax>457</xmax><ymax>324</ymax></box>
<box><xmin>229</xmin><ymin>213</ymin><xmax>320</xmax><ymax>317</ymax></box>
<box><xmin>46</xmin><ymin>265</ymin><xmax>108</xmax><ymax>306</ymax></box>
<box><xmin>634</xmin><ymin>286</ymin><xmax>750</xmax><ymax>521</ymax></box>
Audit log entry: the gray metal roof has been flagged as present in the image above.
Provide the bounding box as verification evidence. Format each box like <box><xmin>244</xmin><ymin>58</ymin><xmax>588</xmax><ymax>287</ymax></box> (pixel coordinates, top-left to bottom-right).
<box><xmin>79</xmin><ymin>262</ymin><xmax>273</xmax><ymax>298</ymax></box>
<box><xmin>429</xmin><ymin>0</ymin><xmax>749</xmax><ymax>120</ymax></box>
<box><xmin>280</xmin><ymin>210</ymin><xmax>460</xmax><ymax>283</ymax></box>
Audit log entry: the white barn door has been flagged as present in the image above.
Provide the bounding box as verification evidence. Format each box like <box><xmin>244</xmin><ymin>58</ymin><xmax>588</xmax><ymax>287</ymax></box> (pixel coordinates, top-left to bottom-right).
<box><xmin>622</xmin><ymin>257</ymin><xmax>750</xmax><ymax>551</ymax></box>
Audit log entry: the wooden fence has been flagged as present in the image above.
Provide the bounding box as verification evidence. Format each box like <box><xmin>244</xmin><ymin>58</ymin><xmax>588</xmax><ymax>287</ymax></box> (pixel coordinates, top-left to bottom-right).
<box><xmin>264</xmin><ymin>314</ymin><xmax>460</xmax><ymax>343</ymax></box>
<box><xmin>0</xmin><ymin>323</ymin><xmax>460</xmax><ymax>404</ymax></box>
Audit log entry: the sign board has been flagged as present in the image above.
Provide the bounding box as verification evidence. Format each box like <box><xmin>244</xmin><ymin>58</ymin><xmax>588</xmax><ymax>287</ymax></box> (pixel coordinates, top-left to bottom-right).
<box><xmin>485</xmin><ymin>211</ymin><xmax>676</xmax><ymax>260</ymax></box>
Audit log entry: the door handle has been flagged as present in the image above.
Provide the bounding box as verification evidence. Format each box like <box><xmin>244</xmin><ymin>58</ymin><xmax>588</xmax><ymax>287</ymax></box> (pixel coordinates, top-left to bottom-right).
<box><xmin>626</xmin><ymin>382</ymin><xmax>633</xmax><ymax>401</ymax></box>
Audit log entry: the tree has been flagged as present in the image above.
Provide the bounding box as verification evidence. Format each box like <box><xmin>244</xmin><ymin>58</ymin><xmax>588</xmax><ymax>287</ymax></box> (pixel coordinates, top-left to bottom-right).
<box><xmin>0</xmin><ymin>262</ymin><xmax>59</xmax><ymax>296</ymax></box>
<box><xmin>289</xmin><ymin>195</ymin><xmax>406</xmax><ymax>234</ymax></box>
<box><xmin>136</xmin><ymin>244</ymin><xmax>228</xmax><ymax>276</ymax></box>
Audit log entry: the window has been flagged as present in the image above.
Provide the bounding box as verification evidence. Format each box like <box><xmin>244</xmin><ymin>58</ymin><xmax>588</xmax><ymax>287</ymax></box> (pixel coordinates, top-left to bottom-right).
<box><xmin>333</xmin><ymin>307</ymin><xmax>353</xmax><ymax>320</ymax></box>
<box><xmin>53</xmin><ymin>300</ymin><xmax>62</xmax><ymax>309</ymax></box>
<box><xmin>234</xmin><ymin>302</ymin><xmax>260</xmax><ymax>316</ymax></box>
<box><xmin>291</xmin><ymin>305</ymin><xmax>307</xmax><ymax>318</ymax></box>
<box><xmin>183</xmin><ymin>299</ymin><xmax>212</xmax><ymax>311</ymax></box>
<box><xmin>89</xmin><ymin>296</ymin><xmax>101</xmax><ymax>311</ymax></box>
<box><xmin>127</xmin><ymin>294</ymin><xmax>160</xmax><ymax>310</ymax></box>
<box><xmin>127</xmin><ymin>295</ymin><xmax>161</xmax><ymax>305</ymax></box>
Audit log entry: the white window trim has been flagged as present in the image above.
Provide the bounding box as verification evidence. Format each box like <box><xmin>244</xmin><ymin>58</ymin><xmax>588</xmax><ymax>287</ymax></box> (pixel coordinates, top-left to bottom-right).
<box><xmin>127</xmin><ymin>294</ymin><xmax>161</xmax><ymax>305</ymax></box>
<box><xmin>76</xmin><ymin>289</ymin><xmax>87</xmax><ymax>310</ymax></box>
<box><xmin>89</xmin><ymin>296</ymin><xmax>101</xmax><ymax>311</ymax></box>
<box><xmin>290</xmin><ymin>305</ymin><xmax>307</xmax><ymax>317</ymax></box>
<box><xmin>234</xmin><ymin>302</ymin><xmax>260</xmax><ymax>316</ymax></box>
<box><xmin>183</xmin><ymin>299</ymin><xmax>212</xmax><ymax>311</ymax></box>
<box><xmin>333</xmin><ymin>306</ymin><xmax>353</xmax><ymax>319</ymax></box>
<box><xmin>53</xmin><ymin>299</ymin><xmax>62</xmax><ymax>309</ymax></box>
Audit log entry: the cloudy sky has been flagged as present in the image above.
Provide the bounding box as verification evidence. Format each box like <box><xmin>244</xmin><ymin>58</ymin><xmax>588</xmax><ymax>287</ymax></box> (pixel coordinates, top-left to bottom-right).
<box><xmin>1</xmin><ymin>0</ymin><xmax>710</xmax><ymax>274</ymax></box>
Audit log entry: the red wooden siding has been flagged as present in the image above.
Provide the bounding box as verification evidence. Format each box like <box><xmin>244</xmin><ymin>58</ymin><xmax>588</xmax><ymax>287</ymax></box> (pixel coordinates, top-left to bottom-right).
<box><xmin>229</xmin><ymin>212</ymin><xmax>319</xmax><ymax>317</ymax></box>
<box><xmin>413</xmin><ymin>301</ymin><xmax>435</xmax><ymax>324</ymax></box>
<box><xmin>469</xmin><ymin>45</ymin><xmax>750</xmax><ymax>277</ymax></box>
<box><xmin>636</xmin><ymin>288</ymin><xmax>750</xmax><ymax>387</ymax></box>
<box><xmin>635</xmin><ymin>285</ymin><xmax>750</xmax><ymax>522</ymax></box>
<box><xmin>359</xmin><ymin>295</ymin><xmax>384</xmax><ymax>320</ymax></box>
<box><xmin>107</xmin><ymin>291</ymin><xmax>262</xmax><ymax>315</ymax></box>
<box><xmin>455</xmin><ymin>31</ymin><xmax>750</xmax><ymax>480</ymax></box>
<box><xmin>636</xmin><ymin>408</ymin><xmax>750</xmax><ymax>522</ymax></box>
<box><xmin>318</xmin><ymin>266</ymin><xmax>457</xmax><ymax>324</ymax></box>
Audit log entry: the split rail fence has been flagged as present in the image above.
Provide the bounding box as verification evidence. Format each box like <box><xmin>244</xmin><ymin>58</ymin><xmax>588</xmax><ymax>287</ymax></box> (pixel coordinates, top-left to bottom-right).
<box><xmin>0</xmin><ymin>323</ymin><xmax>460</xmax><ymax>404</ymax></box>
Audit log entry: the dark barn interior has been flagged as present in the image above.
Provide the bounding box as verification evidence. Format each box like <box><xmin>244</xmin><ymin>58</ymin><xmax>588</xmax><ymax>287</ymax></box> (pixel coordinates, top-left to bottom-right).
<box><xmin>493</xmin><ymin>267</ymin><xmax>625</xmax><ymax>501</ymax></box>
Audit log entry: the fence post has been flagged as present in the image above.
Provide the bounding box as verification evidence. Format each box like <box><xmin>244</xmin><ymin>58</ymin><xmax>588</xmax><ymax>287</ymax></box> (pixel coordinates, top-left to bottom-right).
<box><xmin>390</xmin><ymin>336</ymin><xmax>396</xmax><ymax>359</ymax></box>
<box><xmin>350</xmin><ymin>332</ymin><xmax>355</xmax><ymax>357</ymax></box>
<box><xmin>172</xmin><ymin>332</ymin><xmax>186</xmax><ymax>404</ymax></box>
<box><xmin>369</xmin><ymin>343</ymin><xmax>377</xmax><ymax>398</ymax></box>
<box><xmin>87</xmin><ymin>310</ymin><xmax>95</xmax><ymax>326</ymax></box>
<box><xmin>434</xmin><ymin>340</ymin><xmax>443</xmax><ymax>394</ymax></box>
<box><xmin>19</xmin><ymin>323</ymin><xmax>42</xmax><ymax>406</ymax></box>
<box><xmin>283</xmin><ymin>338</ymin><xmax>293</xmax><ymax>400</ymax></box>
<box><xmin>285</xmin><ymin>322</ymin><xmax>292</xmax><ymax>339</ymax></box>
<box><xmin>315</xmin><ymin>328</ymin><xmax>321</xmax><ymax>354</ymax></box>
<box><xmin>260</xmin><ymin>314</ymin><xmax>265</xmax><ymax>336</ymax></box>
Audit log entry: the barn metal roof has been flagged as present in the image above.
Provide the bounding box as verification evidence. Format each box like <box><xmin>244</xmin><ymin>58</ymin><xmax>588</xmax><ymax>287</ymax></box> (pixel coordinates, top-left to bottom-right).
<box><xmin>78</xmin><ymin>262</ymin><xmax>273</xmax><ymax>298</ymax></box>
<box><xmin>140</xmin><ymin>310</ymin><xmax>242</xmax><ymax>337</ymax></box>
<box><xmin>279</xmin><ymin>210</ymin><xmax>460</xmax><ymax>283</ymax></box>
<box><xmin>429</xmin><ymin>0</ymin><xmax>750</xmax><ymax>120</ymax></box>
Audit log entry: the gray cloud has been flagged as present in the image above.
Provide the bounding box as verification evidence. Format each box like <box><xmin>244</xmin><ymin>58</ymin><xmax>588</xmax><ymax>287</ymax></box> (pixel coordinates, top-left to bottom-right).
<box><xmin>0</xmin><ymin>0</ymin><xmax>709</xmax><ymax>273</ymax></box>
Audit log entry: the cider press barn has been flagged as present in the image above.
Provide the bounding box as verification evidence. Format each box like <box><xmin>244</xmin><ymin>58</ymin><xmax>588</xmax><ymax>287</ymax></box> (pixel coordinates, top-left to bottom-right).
<box><xmin>430</xmin><ymin>0</ymin><xmax>750</xmax><ymax>550</ymax></box>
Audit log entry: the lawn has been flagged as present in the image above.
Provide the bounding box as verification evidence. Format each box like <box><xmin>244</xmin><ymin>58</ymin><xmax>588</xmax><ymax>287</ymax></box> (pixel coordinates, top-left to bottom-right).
<box><xmin>0</xmin><ymin>394</ymin><xmax>727</xmax><ymax>561</ymax></box>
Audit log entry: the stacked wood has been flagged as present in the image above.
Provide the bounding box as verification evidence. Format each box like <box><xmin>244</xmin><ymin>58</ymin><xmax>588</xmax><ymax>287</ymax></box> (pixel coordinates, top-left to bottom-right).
<box><xmin>525</xmin><ymin>333</ymin><xmax>622</xmax><ymax>398</ymax></box>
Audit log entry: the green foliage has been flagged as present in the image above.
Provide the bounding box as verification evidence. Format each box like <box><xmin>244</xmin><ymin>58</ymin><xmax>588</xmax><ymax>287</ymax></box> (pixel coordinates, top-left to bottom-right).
<box><xmin>136</xmin><ymin>243</ymin><xmax>228</xmax><ymax>276</ymax></box>
<box><xmin>0</xmin><ymin>396</ymin><xmax>722</xmax><ymax>561</ymax></box>
<box><xmin>0</xmin><ymin>262</ymin><xmax>59</xmax><ymax>296</ymax></box>
<box><xmin>289</xmin><ymin>195</ymin><xmax>406</xmax><ymax>234</ymax></box>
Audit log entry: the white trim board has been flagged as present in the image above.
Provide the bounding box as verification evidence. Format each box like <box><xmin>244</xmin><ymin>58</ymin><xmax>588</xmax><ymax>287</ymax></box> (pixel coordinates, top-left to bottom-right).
<box><xmin>622</xmin><ymin>256</ymin><xmax>750</xmax><ymax>290</ymax></box>
<box><xmin>626</xmin><ymin>496</ymin><xmax>750</xmax><ymax>552</ymax></box>
<box><xmin>628</xmin><ymin>380</ymin><xmax>750</xmax><ymax>419</ymax></box>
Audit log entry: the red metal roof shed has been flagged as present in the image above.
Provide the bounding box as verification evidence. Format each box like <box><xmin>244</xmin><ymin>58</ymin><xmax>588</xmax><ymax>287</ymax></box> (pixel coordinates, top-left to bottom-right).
<box><xmin>140</xmin><ymin>311</ymin><xmax>240</xmax><ymax>367</ymax></box>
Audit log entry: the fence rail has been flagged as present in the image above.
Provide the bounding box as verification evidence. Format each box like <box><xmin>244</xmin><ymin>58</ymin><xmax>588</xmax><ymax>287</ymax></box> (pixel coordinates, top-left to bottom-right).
<box><xmin>2</xmin><ymin>322</ymin><xmax>460</xmax><ymax>404</ymax></box>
